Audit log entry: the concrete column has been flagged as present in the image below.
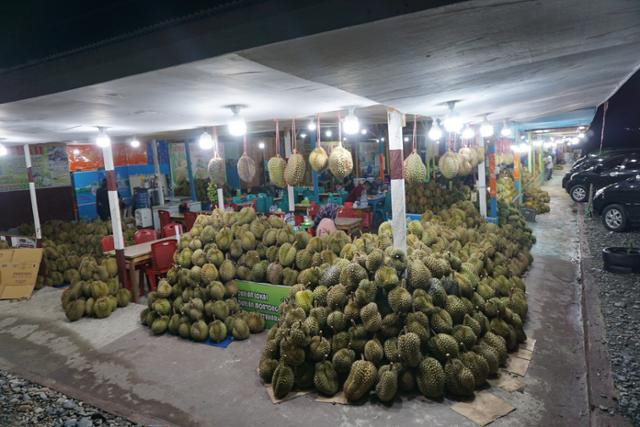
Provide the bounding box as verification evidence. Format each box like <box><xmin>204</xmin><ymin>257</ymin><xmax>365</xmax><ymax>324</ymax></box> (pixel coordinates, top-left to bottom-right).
<box><xmin>488</xmin><ymin>139</ymin><xmax>498</xmax><ymax>221</ymax></box>
<box><xmin>387</xmin><ymin>108</ymin><xmax>407</xmax><ymax>252</ymax></box>
<box><xmin>284</xmin><ymin>129</ymin><xmax>294</xmax><ymax>212</ymax></box>
<box><xmin>151</xmin><ymin>139</ymin><xmax>165</xmax><ymax>206</ymax></box>
<box><xmin>477</xmin><ymin>136</ymin><xmax>487</xmax><ymax>218</ymax></box>
<box><xmin>101</xmin><ymin>144</ymin><xmax>128</xmax><ymax>290</ymax></box>
<box><xmin>23</xmin><ymin>145</ymin><xmax>42</xmax><ymax>247</ymax></box>
<box><xmin>185</xmin><ymin>142</ymin><xmax>197</xmax><ymax>201</ymax></box>
<box><xmin>212</xmin><ymin>128</ymin><xmax>225</xmax><ymax>210</ymax></box>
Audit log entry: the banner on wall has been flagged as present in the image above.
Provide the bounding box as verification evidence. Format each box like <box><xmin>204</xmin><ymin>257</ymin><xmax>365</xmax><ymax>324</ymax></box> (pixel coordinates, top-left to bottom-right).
<box><xmin>0</xmin><ymin>144</ymin><xmax>70</xmax><ymax>192</ymax></box>
<box><xmin>67</xmin><ymin>143</ymin><xmax>147</xmax><ymax>172</ymax></box>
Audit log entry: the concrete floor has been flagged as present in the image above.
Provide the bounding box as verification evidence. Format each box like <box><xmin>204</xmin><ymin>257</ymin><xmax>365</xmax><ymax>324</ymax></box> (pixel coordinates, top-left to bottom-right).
<box><xmin>0</xmin><ymin>169</ymin><xmax>592</xmax><ymax>427</ymax></box>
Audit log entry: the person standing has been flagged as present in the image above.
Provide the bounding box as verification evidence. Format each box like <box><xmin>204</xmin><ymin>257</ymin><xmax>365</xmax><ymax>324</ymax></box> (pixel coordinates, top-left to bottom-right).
<box><xmin>544</xmin><ymin>153</ymin><xmax>553</xmax><ymax>181</ymax></box>
<box><xmin>96</xmin><ymin>178</ymin><xmax>110</xmax><ymax>220</ymax></box>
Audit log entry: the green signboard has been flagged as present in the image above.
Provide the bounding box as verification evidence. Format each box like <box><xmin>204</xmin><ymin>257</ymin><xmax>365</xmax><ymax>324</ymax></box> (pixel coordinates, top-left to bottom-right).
<box><xmin>235</xmin><ymin>280</ymin><xmax>290</xmax><ymax>329</ymax></box>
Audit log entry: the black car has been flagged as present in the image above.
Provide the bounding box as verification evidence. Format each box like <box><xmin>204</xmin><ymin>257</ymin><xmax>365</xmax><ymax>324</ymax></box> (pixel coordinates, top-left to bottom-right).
<box><xmin>565</xmin><ymin>157</ymin><xmax>640</xmax><ymax>202</ymax></box>
<box><xmin>593</xmin><ymin>175</ymin><xmax>640</xmax><ymax>231</ymax></box>
<box><xmin>563</xmin><ymin>150</ymin><xmax>640</xmax><ymax>190</ymax></box>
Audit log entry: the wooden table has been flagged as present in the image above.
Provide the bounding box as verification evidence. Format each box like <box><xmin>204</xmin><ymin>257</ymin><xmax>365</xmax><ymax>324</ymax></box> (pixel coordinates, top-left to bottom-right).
<box><xmin>335</xmin><ymin>217</ymin><xmax>363</xmax><ymax>236</ymax></box>
<box><xmin>106</xmin><ymin>236</ymin><xmax>176</xmax><ymax>302</ymax></box>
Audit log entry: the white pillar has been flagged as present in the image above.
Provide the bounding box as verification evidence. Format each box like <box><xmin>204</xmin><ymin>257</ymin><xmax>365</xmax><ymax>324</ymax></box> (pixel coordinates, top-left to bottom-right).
<box><xmin>151</xmin><ymin>139</ymin><xmax>165</xmax><ymax>206</ymax></box>
<box><xmin>102</xmin><ymin>143</ymin><xmax>128</xmax><ymax>290</ymax></box>
<box><xmin>23</xmin><ymin>145</ymin><xmax>42</xmax><ymax>245</ymax></box>
<box><xmin>478</xmin><ymin>160</ymin><xmax>487</xmax><ymax>218</ymax></box>
<box><xmin>387</xmin><ymin>109</ymin><xmax>407</xmax><ymax>253</ymax></box>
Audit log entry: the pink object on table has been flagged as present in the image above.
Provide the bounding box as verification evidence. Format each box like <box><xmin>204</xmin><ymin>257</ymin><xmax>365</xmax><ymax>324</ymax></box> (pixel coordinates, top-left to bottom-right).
<box><xmin>316</xmin><ymin>218</ymin><xmax>337</xmax><ymax>237</ymax></box>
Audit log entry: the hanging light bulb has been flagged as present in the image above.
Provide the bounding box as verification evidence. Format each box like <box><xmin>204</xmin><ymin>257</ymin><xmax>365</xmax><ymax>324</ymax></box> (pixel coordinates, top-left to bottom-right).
<box><xmin>227</xmin><ymin>105</ymin><xmax>247</xmax><ymax>136</ymax></box>
<box><xmin>325</xmin><ymin>129</ymin><xmax>333</xmax><ymax>138</ymax></box>
<box><xmin>0</xmin><ymin>143</ymin><xmax>7</xmax><ymax>156</ymax></box>
<box><xmin>500</xmin><ymin>121</ymin><xmax>512</xmax><ymax>137</ymax></box>
<box><xmin>342</xmin><ymin>108</ymin><xmax>360</xmax><ymax>135</ymax></box>
<box><xmin>577</xmin><ymin>132</ymin><xmax>585</xmax><ymax>139</ymax></box>
<box><xmin>258</xmin><ymin>141</ymin><xmax>265</xmax><ymax>150</ymax></box>
<box><xmin>129</xmin><ymin>137</ymin><xmax>141</xmax><ymax>148</ymax></box>
<box><xmin>72</xmin><ymin>148</ymin><xmax>80</xmax><ymax>155</ymax></box>
<box><xmin>443</xmin><ymin>101</ymin><xmax>463</xmax><ymax>134</ymax></box>
<box><xmin>360</xmin><ymin>128</ymin><xmax>367</xmax><ymax>135</ymax></box>
<box><xmin>428</xmin><ymin>119</ymin><xmax>442</xmax><ymax>141</ymax></box>
<box><xmin>307</xmin><ymin>119</ymin><xmax>316</xmax><ymax>131</ymax></box>
<box><xmin>96</xmin><ymin>127</ymin><xmax>111</xmax><ymax>147</ymax></box>
<box><xmin>480</xmin><ymin>116</ymin><xmax>494</xmax><ymax>138</ymax></box>
<box><xmin>461</xmin><ymin>124</ymin><xmax>475</xmax><ymax>140</ymax></box>
<box><xmin>300</xmin><ymin>133</ymin><xmax>307</xmax><ymax>139</ymax></box>
<box><xmin>198</xmin><ymin>131</ymin><xmax>213</xmax><ymax>150</ymax></box>
<box><xmin>403</xmin><ymin>136</ymin><xmax>409</xmax><ymax>142</ymax></box>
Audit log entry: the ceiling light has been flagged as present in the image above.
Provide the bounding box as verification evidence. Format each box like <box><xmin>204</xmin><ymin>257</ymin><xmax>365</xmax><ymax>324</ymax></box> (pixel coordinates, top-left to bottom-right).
<box><xmin>571</xmin><ymin>137</ymin><xmax>580</xmax><ymax>144</ymax></box>
<box><xmin>578</xmin><ymin>132</ymin><xmax>585</xmax><ymax>139</ymax></box>
<box><xmin>480</xmin><ymin>117</ymin><xmax>493</xmax><ymax>138</ymax></box>
<box><xmin>307</xmin><ymin>119</ymin><xmax>316</xmax><ymax>131</ymax></box>
<box><xmin>520</xmin><ymin>135</ymin><xmax>526</xmax><ymax>140</ymax></box>
<box><xmin>361</xmin><ymin>129</ymin><xmax>367</xmax><ymax>135</ymax></box>
<box><xmin>72</xmin><ymin>148</ymin><xmax>80</xmax><ymax>155</ymax></box>
<box><xmin>300</xmin><ymin>133</ymin><xmax>307</xmax><ymax>139</ymax></box>
<box><xmin>461</xmin><ymin>125</ymin><xmax>475</xmax><ymax>140</ymax></box>
<box><xmin>0</xmin><ymin>144</ymin><xmax>7</xmax><ymax>156</ymax></box>
<box><xmin>198</xmin><ymin>131</ymin><xmax>213</xmax><ymax>150</ymax></box>
<box><xmin>325</xmin><ymin>129</ymin><xmax>333</xmax><ymax>138</ymax></box>
<box><xmin>380</xmin><ymin>137</ymin><xmax>385</xmax><ymax>142</ymax></box>
<box><xmin>96</xmin><ymin>127</ymin><xmax>111</xmax><ymax>147</ymax></box>
<box><xmin>227</xmin><ymin>105</ymin><xmax>247</xmax><ymax>136</ymax></box>
<box><xmin>258</xmin><ymin>141</ymin><xmax>265</xmax><ymax>150</ymax></box>
<box><xmin>403</xmin><ymin>136</ymin><xmax>409</xmax><ymax>142</ymax></box>
<box><xmin>343</xmin><ymin>108</ymin><xmax>360</xmax><ymax>135</ymax></box>
<box><xmin>428</xmin><ymin>120</ymin><xmax>442</xmax><ymax>141</ymax></box>
<box><xmin>343</xmin><ymin>137</ymin><xmax>347</xmax><ymax>142</ymax></box>
<box><xmin>578</xmin><ymin>126</ymin><xmax>586</xmax><ymax>130</ymax></box>
<box><xmin>129</xmin><ymin>137</ymin><xmax>140</xmax><ymax>148</ymax></box>
<box><xmin>443</xmin><ymin>101</ymin><xmax>463</xmax><ymax>134</ymax></box>
<box><xmin>500</xmin><ymin>121</ymin><xmax>512</xmax><ymax>137</ymax></box>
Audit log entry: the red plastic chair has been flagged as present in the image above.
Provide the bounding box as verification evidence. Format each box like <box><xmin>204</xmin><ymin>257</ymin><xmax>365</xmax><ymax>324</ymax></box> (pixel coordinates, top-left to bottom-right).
<box><xmin>144</xmin><ymin>239</ymin><xmax>178</xmax><ymax>292</ymax></box>
<box><xmin>162</xmin><ymin>222</ymin><xmax>183</xmax><ymax>238</ymax></box>
<box><xmin>184</xmin><ymin>211</ymin><xmax>198</xmax><ymax>231</ymax></box>
<box><xmin>134</xmin><ymin>229</ymin><xmax>157</xmax><ymax>244</ymax></box>
<box><xmin>158</xmin><ymin>210</ymin><xmax>171</xmax><ymax>229</ymax></box>
<box><xmin>308</xmin><ymin>202</ymin><xmax>320</xmax><ymax>219</ymax></box>
<box><xmin>100</xmin><ymin>235</ymin><xmax>114</xmax><ymax>252</ymax></box>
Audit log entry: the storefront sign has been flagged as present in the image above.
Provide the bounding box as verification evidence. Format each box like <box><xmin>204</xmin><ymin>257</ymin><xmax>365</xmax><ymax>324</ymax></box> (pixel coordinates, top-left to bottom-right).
<box><xmin>235</xmin><ymin>280</ymin><xmax>289</xmax><ymax>328</ymax></box>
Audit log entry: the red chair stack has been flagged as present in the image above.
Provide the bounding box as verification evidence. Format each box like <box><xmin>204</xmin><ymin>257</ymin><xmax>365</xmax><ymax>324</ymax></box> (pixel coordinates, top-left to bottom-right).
<box><xmin>158</xmin><ymin>210</ymin><xmax>171</xmax><ymax>228</ymax></box>
<box><xmin>145</xmin><ymin>240</ymin><xmax>178</xmax><ymax>292</ymax></box>
<box><xmin>134</xmin><ymin>229</ymin><xmax>157</xmax><ymax>244</ymax></box>
<box><xmin>162</xmin><ymin>222</ymin><xmax>183</xmax><ymax>238</ymax></box>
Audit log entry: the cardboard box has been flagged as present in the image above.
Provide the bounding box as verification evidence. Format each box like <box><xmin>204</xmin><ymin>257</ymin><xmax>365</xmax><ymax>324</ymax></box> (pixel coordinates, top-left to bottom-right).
<box><xmin>0</xmin><ymin>248</ymin><xmax>43</xmax><ymax>300</ymax></box>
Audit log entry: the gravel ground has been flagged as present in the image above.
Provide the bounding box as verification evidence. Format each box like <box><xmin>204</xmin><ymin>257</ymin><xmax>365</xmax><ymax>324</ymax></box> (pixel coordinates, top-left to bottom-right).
<box><xmin>0</xmin><ymin>370</ymin><xmax>139</xmax><ymax>427</ymax></box>
<box><xmin>583</xmin><ymin>213</ymin><xmax>640</xmax><ymax>425</ymax></box>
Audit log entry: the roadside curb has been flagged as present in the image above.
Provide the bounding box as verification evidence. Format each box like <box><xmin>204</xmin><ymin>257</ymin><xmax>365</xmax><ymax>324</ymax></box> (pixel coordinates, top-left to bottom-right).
<box><xmin>577</xmin><ymin>207</ymin><xmax>632</xmax><ymax>427</ymax></box>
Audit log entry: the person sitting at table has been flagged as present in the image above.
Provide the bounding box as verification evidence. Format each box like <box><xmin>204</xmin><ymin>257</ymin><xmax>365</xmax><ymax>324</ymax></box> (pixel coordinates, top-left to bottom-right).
<box><xmin>345</xmin><ymin>178</ymin><xmax>367</xmax><ymax>203</ymax></box>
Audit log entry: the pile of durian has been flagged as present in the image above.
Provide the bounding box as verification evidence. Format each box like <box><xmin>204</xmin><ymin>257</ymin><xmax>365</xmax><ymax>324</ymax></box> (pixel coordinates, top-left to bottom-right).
<box><xmin>138</xmin><ymin>207</ymin><xmax>353</xmax><ymax>343</ymax></box>
<box><xmin>497</xmin><ymin>170</ymin><xmax>550</xmax><ymax>215</ymax></box>
<box><xmin>405</xmin><ymin>180</ymin><xmax>471</xmax><ymax>214</ymax></box>
<box><xmin>258</xmin><ymin>200</ymin><xmax>533</xmax><ymax>402</ymax></box>
<box><xmin>15</xmin><ymin>219</ymin><xmax>135</xmax><ymax>288</ymax></box>
<box><xmin>60</xmin><ymin>255</ymin><xmax>132</xmax><ymax>321</ymax></box>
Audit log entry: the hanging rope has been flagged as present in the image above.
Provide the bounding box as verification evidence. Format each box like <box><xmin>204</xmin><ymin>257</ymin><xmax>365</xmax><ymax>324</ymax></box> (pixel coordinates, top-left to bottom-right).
<box><xmin>292</xmin><ymin>118</ymin><xmax>297</xmax><ymax>153</ymax></box>
<box><xmin>243</xmin><ymin>132</ymin><xmax>248</xmax><ymax>155</ymax></box>
<box><xmin>338</xmin><ymin>113</ymin><xmax>342</xmax><ymax>145</ymax></box>
<box><xmin>275</xmin><ymin>119</ymin><xmax>280</xmax><ymax>157</ymax></box>
<box><xmin>412</xmin><ymin>114</ymin><xmax>418</xmax><ymax>152</ymax></box>
<box><xmin>316</xmin><ymin>114</ymin><xmax>321</xmax><ymax>148</ymax></box>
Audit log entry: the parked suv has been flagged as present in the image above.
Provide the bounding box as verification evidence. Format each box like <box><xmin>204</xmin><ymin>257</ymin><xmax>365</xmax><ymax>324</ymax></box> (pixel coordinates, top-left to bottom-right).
<box><xmin>593</xmin><ymin>175</ymin><xmax>640</xmax><ymax>231</ymax></box>
<box><xmin>563</xmin><ymin>149</ymin><xmax>640</xmax><ymax>189</ymax></box>
<box><xmin>565</xmin><ymin>156</ymin><xmax>640</xmax><ymax>202</ymax></box>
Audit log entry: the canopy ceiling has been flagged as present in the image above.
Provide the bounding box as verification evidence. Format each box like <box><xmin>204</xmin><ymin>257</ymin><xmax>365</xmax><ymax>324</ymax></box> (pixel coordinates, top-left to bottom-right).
<box><xmin>0</xmin><ymin>0</ymin><xmax>639</xmax><ymax>145</ymax></box>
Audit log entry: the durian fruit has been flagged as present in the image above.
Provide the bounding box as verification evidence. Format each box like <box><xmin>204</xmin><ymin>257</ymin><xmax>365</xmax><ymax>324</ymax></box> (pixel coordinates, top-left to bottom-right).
<box><xmin>344</xmin><ymin>359</ymin><xmax>378</xmax><ymax>402</ymax></box>
<box><xmin>328</xmin><ymin>145</ymin><xmax>353</xmax><ymax>179</ymax></box>
<box><xmin>272</xmin><ymin>362</ymin><xmax>295</xmax><ymax>399</ymax></box>
<box><xmin>416</xmin><ymin>357</ymin><xmax>445</xmax><ymax>399</ymax></box>
<box><xmin>284</xmin><ymin>151</ymin><xmax>306</xmax><ymax>186</ymax></box>
<box><xmin>404</xmin><ymin>151</ymin><xmax>427</xmax><ymax>185</ymax></box>
<box><xmin>267</xmin><ymin>156</ymin><xmax>287</xmax><ymax>188</ymax></box>
<box><xmin>237</xmin><ymin>153</ymin><xmax>256</xmax><ymax>183</ymax></box>
<box><xmin>309</xmin><ymin>146</ymin><xmax>329</xmax><ymax>172</ymax></box>
<box><xmin>207</xmin><ymin>156</ymin><xmax>226</xmax><ymax>186</ymax></box>
<box><xmin>314</xmin><ymin>361</ymin><xmax>339</xmax><ymax>396</ymax></box>
<box><xmin>438</xmin><ymin>151</ymin><xmax>459</xmax><ymax>179</ymax></box>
